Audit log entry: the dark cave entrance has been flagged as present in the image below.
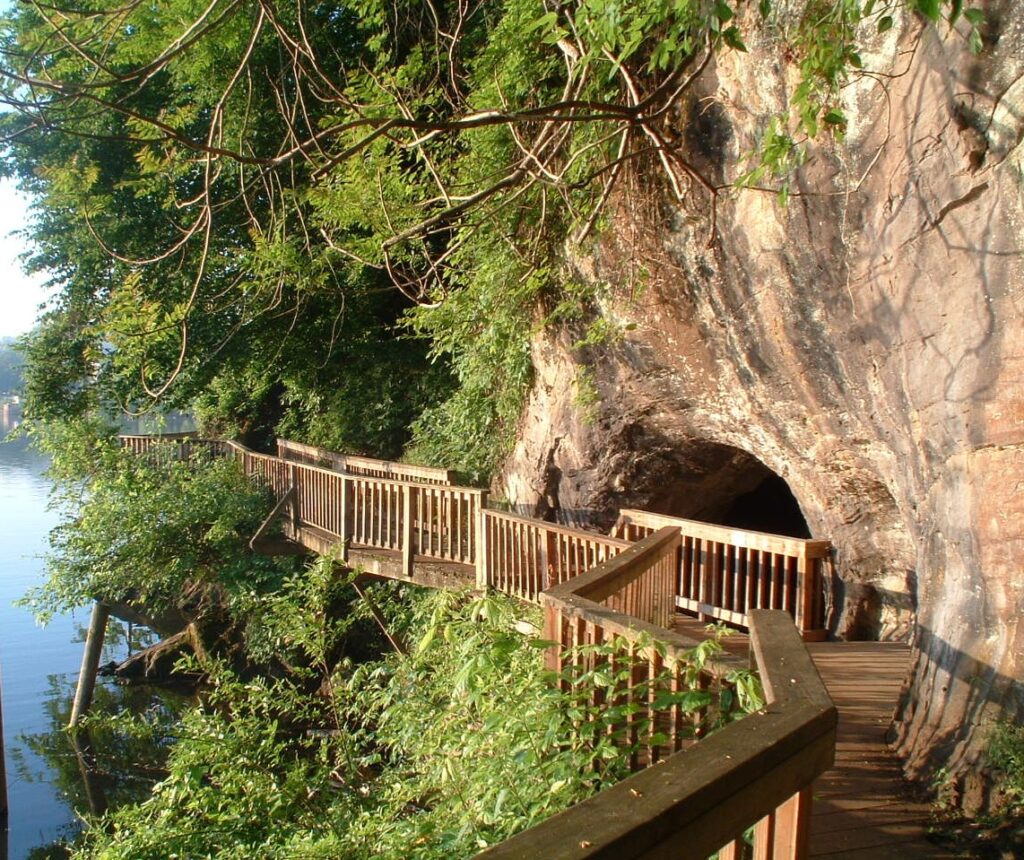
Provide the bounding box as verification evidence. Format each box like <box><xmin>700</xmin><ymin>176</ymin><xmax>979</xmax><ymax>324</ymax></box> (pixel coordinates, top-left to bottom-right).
<box><xmin>642</xmin><ymin>442</ymin><xmax>812</xmax><ymax>540</ymax></box>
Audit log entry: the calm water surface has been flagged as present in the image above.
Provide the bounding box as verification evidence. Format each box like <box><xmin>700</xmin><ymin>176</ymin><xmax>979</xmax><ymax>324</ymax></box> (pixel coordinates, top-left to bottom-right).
<box><xmin>0</xmin><ymin>429</ymin><xmax>86</xmax><ymax>857</ymax></box>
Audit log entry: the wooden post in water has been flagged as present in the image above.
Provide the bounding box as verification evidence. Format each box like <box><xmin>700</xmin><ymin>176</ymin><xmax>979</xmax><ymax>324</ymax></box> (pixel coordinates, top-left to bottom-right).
<box><xmin>69</xmin><ymin>602</ymin><xmax>110</xmax><ymax>728</ymax></box>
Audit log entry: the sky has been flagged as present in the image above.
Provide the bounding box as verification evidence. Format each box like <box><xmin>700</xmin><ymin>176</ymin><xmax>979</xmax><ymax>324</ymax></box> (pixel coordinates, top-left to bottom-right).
<box><xmin>0</xmin><ymin>178</ymin><xmax>50</xmax><ymax>339</ymax></box>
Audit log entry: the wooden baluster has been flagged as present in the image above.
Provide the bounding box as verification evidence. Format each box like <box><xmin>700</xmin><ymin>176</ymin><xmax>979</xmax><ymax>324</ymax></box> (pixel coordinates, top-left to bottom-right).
<box><xmin>647</xmin><ymin>647</ymin><xmax>663</xmax><ymax>764</ymax></box>
<box><xmin>627</xmin><ymin>641</ymin><xmax>641</xmax><ymax>771</ymax></box>
<box><xmin>718</xmin><ymin>839</ymin><xmax>746</xmax><ymax>860</ymax></box>
<box><xmin>401</xmin><ymin>486</ymin><xmax>414</xmax><ymax>577</ymax></box>
<box><xmin>770</xmin><ymin>787</ymin><xmax>812</xmax><ymax>859</ymax></box>
<box><xmin>476</xmin><ymin>504</ymin><xmax>489</xmax><ymax>590</ymax></box>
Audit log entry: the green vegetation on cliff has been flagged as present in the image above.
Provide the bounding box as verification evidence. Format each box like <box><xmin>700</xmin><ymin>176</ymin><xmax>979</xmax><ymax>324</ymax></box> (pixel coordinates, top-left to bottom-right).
<box><xmin>0</xmin><ymin>0</ymin><xmax>979</xmax><ymax>478</ymax></box>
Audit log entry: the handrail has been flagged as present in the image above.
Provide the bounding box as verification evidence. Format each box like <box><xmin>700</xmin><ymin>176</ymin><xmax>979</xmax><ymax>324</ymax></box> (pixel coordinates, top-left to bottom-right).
<box><xmin>613</xmin><ymin>509</ymin><xmax>830</xmax><ymax>640</ymax></box>
<box><xmin>477</xmin><ymin>610</ymin><xmax>836</xmax><ymax>860</ymax></box>
<box><xmin>118</xmin><ymin>436</ymin><xmax>829</xmax><ymax>636</ymax></box>
<box><xmin>276</xmin><ymin>438</ymin><xmax>456</xmax><ymax>486</ymax></box>
<box><xmin>481</xmin><ymin>508</ymin><xmax>630</xmax><ymax>603</ymax></box>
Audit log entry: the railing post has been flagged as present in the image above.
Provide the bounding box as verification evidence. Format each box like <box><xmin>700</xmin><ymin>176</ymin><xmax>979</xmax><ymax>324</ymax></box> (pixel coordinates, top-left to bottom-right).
<box><xmin>795</xmin><ymin>552</ymin><xmax>811</xmax><ymax>637</ymax></box>
<box><xmin>339</xmin><ymin>475</ymin><xmax>350</xmax><ymax>562</ymax></box>
<box><xmin>541</xmin><ymin>596</ymin><xmax>561</xmax><ymax>673</ymax></box>
<box><xmin>544</xmin><ymin>530</ymin><xmax>558</xmax><ymax>589</ymax></box>
<box><xmin>699</xmin><ymin>541</ymin><xmax>716</xmax><ymax>623</ymax></box>
<box><xmin>475</xmin><ymin>495</ymin><xmax>489</xmax><ymax>590</ymax></box>
<box><xmin>402</xmin><ymin>486</ymin><xmax>415</xmax><ymax>578</ymax></box>
<box><xmin>288</xmin><ymin>464</ymin><xmax>299</xmax><ymax>537</ymax></box>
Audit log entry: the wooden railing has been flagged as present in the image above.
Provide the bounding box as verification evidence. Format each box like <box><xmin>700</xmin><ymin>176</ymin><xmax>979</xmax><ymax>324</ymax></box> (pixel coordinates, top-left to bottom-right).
<box><xmin>119</xmin><ymin>434</ymin><xmax>836</xmax><ymax>859</ymax></box>
<box><xmin>118</xmin><ymin>432</ymin><xmax>216</xmax><ymax>460</ymax></box>
<box><xmin>231</xmin><ymin>442</ymin><xmax>486</xmax><ymax>574</ymax></box>
<box><xmin>541</xmin><ymin>528</ymin><xmax>735</xmax><ymax>768</ymax></box>
<box><xmin>479</xmin><ymin>608</ymin><xmax>836</xmax><ymax>860</ymax></box>
<box><xmin>276</xmin><ymin>438</ymin><xmax>455</xmax><ymax>485</ymax></box>
<box><xmin>118</xmin><ymin>437</ymin><xmax>829</xmax><ymax>636</ymax></box>
<box><xmin>481</xmin><ymin>509</ymin><xmax>630</xmax><ymax>603</ymax></box>
<box><xmin>613</xmin><ymin>509</ymin><xmax>830</xmax><ymax>640</ymax></box>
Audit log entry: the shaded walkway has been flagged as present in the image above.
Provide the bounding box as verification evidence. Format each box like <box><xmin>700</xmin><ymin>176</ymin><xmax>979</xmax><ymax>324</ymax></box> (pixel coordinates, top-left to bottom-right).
<box><xmin>806</xmin><ymin>642</ymin><xmax>958</xmax><ymax>858</ymax></box>
<box><xmin>675</xmin><ymin>617</ymin><xmax>956</xmax><ymax>858</ymax></box>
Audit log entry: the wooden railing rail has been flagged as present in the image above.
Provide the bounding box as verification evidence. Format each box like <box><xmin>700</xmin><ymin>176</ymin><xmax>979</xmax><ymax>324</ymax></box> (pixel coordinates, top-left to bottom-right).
<box><xmin>481</xmin><ymin>509</ymin><xmax>630</xmax><ymax>603</ymax></box>
<box><xmin>229</xmin><ymin>441</ymin><xmax>487</xmax><ymax>573</ymax></box>
<box><xmin>613</xmin><ymin>509</ymin><xmax>830</xmax><ymax>640</ymax></box>
<box><xmin>118</xmin><ymin>436</ymin><xmax>831</xmax><ymax>639</ymax></box>
<box><xmin>276</xmin><ymin>438</ymin><xmax>456</xmax><ymax>486</ymax></box>
<box><xmin>541</xmin><ymin>528</ymin><xmax>740</xmax><ymax>766</ymax></box>
<box><xmin>118</xmin><ymin>432</ymin><xmax>216</xmax><ymax>461</ymax></box>
<box><xmin>478</xmin><ymin>609</ymin><xmax>836</xmax><ymax>860</ymax></box>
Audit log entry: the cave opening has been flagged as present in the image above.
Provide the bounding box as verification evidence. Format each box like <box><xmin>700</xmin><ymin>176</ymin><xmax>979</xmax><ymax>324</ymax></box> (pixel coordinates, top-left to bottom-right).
<box><xmin>643</xmin><ymin>442</ymin><xmax>812</xmax><ymax>540</ymax></box>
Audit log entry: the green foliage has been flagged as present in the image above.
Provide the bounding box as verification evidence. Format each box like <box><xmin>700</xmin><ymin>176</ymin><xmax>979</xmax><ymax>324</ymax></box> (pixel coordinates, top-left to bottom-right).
<box><xmin>66</xmin><ymin>582</ymin><xmax>759</xmax><ymax>859</ymax></box>
<box><xmin>988</xmin><ymin>721</ymin><xmax>1024</xmax><ymax>811</ymax></box>
<box><xmin>2</xmin><ymin>0</ymin><xmax>986</xmax><ymax>479</ymax></box>
<box><xmin>21</xmin><ymin>424</ymin><xmax>293</xmax><ymax>622</ymax></box>
<box><xmin>741</xmin><ymin>0</ymin><xmax>986</xmax><ymax>196</ymax></box>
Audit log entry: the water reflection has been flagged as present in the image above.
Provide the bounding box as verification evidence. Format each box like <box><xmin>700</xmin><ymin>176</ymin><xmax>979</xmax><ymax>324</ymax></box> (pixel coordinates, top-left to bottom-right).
<box><xmin>9</xmin><ymin>630</ymin><xmax>187</xmax><ymax>857</ymax></box>
<box><xmin>0</xmin><ymin>425</ymin><xmax>188</xmax><ymax>859</ymax></box>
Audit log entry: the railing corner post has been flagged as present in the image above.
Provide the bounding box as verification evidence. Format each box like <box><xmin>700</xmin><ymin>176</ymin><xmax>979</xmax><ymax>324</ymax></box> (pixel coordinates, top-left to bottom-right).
<box><xmin>541</xmin><ymin>596</ymin><xmax>561</xmax><ymax>674</ymax></box>
<box><xmin>339</xmin><ymin>474</ymin><xmax>350</xmax><ymax>562</ymax></box>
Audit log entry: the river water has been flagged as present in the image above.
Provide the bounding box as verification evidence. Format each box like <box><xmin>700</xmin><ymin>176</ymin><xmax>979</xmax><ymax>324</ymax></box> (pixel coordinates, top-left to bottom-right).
<box><xmin>0</xmin><ymin>428</ymin><xmax>82</xmax><ymax>857</ymax></box>
<box><xmin>0</xmin><ymin>425</ymin><xmax>179</xmax><ymax>859</ymax></box>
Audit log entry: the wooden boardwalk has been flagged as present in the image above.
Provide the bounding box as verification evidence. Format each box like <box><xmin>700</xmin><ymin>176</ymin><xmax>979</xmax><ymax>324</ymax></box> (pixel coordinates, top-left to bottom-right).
<box><xmin>675</xmin><ymin>617</ymin><xmax>956</xmax><ymax>859</ymax></box>
<box><xmin>123</xmin><ymin>435</ymin><xmax>933</xmax><ymax>859</ymax></box>
<box><xmin>806</xmin><ymin>642</ymin><xmax>960</xmax><ymax>859</ymax></box>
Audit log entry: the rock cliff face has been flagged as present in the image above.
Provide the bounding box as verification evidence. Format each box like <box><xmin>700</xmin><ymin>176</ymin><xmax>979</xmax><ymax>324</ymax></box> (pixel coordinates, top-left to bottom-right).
<box><xmin>499</xmin><ymin>7</ymin><xmax>1024</xmax><ymax>807</ymax></box>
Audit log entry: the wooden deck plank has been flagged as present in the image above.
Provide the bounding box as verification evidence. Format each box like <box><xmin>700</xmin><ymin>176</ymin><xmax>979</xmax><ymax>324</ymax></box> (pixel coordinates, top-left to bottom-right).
<box><xmin>806</xmin><ymin>641</ymin><xmax>961</xmax><ymax>858</ymax></box>
<box><xmin>670</xmin><ymin>619</ymin><xmax>961</xmax><ymax>858</ymax></box>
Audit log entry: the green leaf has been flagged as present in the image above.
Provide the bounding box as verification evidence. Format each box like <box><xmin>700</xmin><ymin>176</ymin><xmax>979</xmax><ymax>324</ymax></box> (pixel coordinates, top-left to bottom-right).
<box><xmin>915</xmin><ymin>0</ymin><xmax>941</xmax><ymax>22</ymax></box>
<box><xmin>963</xmin><ymin>8</ymin><xmax>985</xmax><ymax>25</ymax></box>
<box><xmin>714</xmin><ymin>1</ymin><xmax>734</xmax><ymax>22</ymax></box>
<box><xmin>968</xmin><ymin>27</ymin><xmax>983</xmax><ymax>54</ymax></box>
<box><xmin>948</xmin><ymin>0</ymin><xmax>964</xmax><ymax>24</ymax></box>
<box><xmin>863</xmin><ymin>0</ymin><xmax>876</xmax><ymax>16</ymax></box>
<box><xmin>823</xmin><ymin>109</ymin><xmax>846</xmax><ymax>125</ymax></box>
<box><xmin>877</xmin><ymin>15</ymin><xmax>894</xmax><ymax>32</ymax></box>
<box><xmin>722</xmin><ymin>26</ymin><xmax>747</xmax><ymax>52</ymax></box>
<box><xmin>758</xmin><ymin>0</ymin><xmax>771</xmax><ymax>18</ymax></box>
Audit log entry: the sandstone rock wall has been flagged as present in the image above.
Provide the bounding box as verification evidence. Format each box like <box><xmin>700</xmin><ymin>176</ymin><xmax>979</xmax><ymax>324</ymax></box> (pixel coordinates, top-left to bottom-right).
<box><xmin>498</xmin><ymin>6</ymin><xmax>1023</xmax><ymax>800</ymax></box>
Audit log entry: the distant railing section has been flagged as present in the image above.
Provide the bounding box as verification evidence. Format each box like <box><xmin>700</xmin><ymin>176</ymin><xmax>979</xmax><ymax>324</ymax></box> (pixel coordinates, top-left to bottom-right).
<box><xmin>118</xmin><ymin>432</ymin><xmax>218</xmax><ymax>461</ymax></box>
<box><xmin>276</xmin><ymin>438</ymin><xmax>455</xmax><ymax>485</ymax></box>
<box><xmin>238</xmin><ymin>443</ymin><xmax>486</xmax><ymax>573</ymax></box>
<box><xmin>613</xmin><ymin>509</ymin><xmax>830</xmax><ymax>640</ymax></box>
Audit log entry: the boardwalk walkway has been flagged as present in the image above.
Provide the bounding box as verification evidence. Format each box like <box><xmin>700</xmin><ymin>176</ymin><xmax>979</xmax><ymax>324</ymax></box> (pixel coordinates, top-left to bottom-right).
<box><xmin>674</xmin><ymin>617</ymin><xmax>951</xmax><ymax>858</ymax></box>
<box><xmin>121</xmin><ymin>435</ymin><xmax>941</xmax><ymax>859</ymax></box>
<box><xmin>807</xmin><ymin>642</ymin><xmax>958</xmax><ymax>859</ymax></box>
